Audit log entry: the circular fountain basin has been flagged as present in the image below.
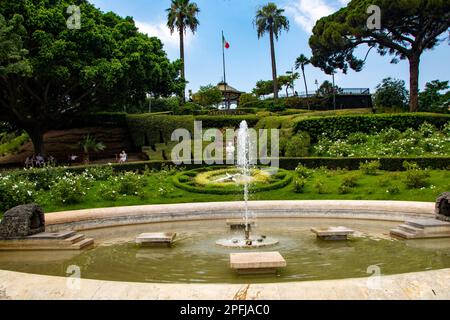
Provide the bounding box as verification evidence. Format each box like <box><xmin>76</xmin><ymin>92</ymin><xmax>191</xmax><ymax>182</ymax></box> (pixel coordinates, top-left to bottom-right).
<box><xmin>1</xmin><ymin>201</ymin><xmax>450</xmax><ymax>299</ymax></box>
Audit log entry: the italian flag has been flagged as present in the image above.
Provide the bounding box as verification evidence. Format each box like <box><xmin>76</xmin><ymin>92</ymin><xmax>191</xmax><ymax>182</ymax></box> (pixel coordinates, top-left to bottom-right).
<box><xmin>223</xmin><ymin>34</ymin><xmax>230</xmax><ymax>49</ymax></box>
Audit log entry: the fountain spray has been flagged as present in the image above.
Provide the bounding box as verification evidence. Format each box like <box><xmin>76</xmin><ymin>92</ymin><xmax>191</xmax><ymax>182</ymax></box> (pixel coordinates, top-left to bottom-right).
<box><xmin>237</xmin><ymin>121</ymin><xmax>251</xmax><ymax>240</ymax></box>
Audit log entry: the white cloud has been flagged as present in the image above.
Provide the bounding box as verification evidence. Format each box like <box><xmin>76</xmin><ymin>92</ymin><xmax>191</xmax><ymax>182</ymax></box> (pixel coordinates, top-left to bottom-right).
<box><xmin>285</xmin><ymin>0</ymin><xmax>350</xmax><ymax>34</ymax></box>
<box><xmin>135</xmin><ymin>20</ymin><xmax>194</xmax><ymax>49</ymax></box>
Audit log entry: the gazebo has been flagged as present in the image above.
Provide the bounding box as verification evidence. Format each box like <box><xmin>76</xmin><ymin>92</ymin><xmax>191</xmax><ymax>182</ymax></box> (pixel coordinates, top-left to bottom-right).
<box><xmin>217</xmin><ymin>82</ymin><xmax>243</xmax><ymax>109</ymax></box>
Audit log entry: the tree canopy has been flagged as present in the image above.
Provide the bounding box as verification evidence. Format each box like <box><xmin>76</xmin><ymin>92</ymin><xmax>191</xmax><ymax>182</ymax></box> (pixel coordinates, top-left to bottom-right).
<box><xmin>0</xmin><ymin>0</ymin><xmax>182</xmax><ymax>154</ymax></box>
<box><xmin>309</xmin><ymin>0</ymin><xmax>450</xmax><ymax>112</ymax></box>
<box><xmin>254</xmin><ymin>3</ymin><xmax>289</xmax><ymax>101</ymax></box>
<box><xmin>192</xmin><ymin>84</ymin><xmax>222</xmax><ymax>108</ymax></box>
<box><xmin>373</xmin><ymin>77</ymin><xmax>409</xmax><ymax>111</ymax></box>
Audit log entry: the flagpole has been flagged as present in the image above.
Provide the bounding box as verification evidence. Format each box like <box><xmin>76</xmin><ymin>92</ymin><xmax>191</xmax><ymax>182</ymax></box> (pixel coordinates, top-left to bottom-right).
<box><xmin>222</xmin><ymin>30</ymin><xmax>228</xmax><ymax>109</ymax></box>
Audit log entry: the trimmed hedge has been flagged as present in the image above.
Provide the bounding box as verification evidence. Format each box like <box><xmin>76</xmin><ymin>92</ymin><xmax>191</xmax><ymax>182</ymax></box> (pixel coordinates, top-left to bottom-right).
<box><xmin>127</xmin><ymin>114</ymin><xmax>261</xmax><ymax>148</ymax></box>
<box><xmin>294</xmin><ymin>113</ymin><xmax>450</xmax><ymax>141</ymax></box>
<box><xmin>274</xmin><ymin>157</ymin><xmax>450</xmax><ymax>171</ymax></box>
<box><xmin>67</xmin><ymin>112</ymin><xmax>128</xmax><ymax>128</ymax></box>
<box><xmin>172</xmin><ymin>167</ymin><xmax>293</xmax><ymax>195</ymax></box>
<box><xmin>17</xmin><ymin>156</ymin><xmax>447</xmax><ymax>175</ymax></box>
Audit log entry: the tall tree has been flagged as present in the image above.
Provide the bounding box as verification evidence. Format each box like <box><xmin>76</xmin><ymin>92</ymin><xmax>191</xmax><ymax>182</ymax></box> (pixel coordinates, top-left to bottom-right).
<box><xmin>0</xmin><ymin>0</ymin><xmax>181</xmax><ymax>155</ymax></box>
<box><xmin>254</xmin><ymin>3</ymin><xmax>289</xmax><ymax>101</ymax></box>
<box><xmin>295</xmin><ymin>54</ymin><xmax>311</xmax><ymax>109</ymax></box>
<box><xmin>167</xmin><ymin>0</ymin><xmax>200</xmax><ymax>104</ymax></box>
<box><xmin>309</xmin><ymin>0</ymin><xmax>450</xmax><ymax>112</ymax></box>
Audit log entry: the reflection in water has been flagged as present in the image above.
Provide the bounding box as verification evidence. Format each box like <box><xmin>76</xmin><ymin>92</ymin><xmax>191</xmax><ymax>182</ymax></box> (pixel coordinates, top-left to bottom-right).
<box><xmin>0</xmin><ymin>218</ymin><xmax>449</xmax><ymax>284</ymax></box>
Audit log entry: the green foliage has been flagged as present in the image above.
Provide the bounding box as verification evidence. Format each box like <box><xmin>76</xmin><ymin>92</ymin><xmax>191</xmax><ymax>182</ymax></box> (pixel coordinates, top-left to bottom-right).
<box><xmin>0</xmin><ymin>132</ymin><xmax>29</xmax><ymax>156</ymax></box>
<box><xmin>295</xmin><ymin>113</ymin><xmax>450</xmax><ymax>142</ymax></box>
<box><xmin>386</xmin><ymin>185</ymin><xmax>401</xmax><ymax>195</ymax></box>
<box><xmin>98</xmin><ymin>183</ymin><xmax>119</xmax><ymax>201</ymax></box>
<box><xmin>359</xmin><ymin>161</ymin><xmax>381</xmax><ymax>175</ymax></box>
<box><xmin>293</xmin><ymin>177</ymin><xmax>307</xmax><ymax>193</ymax></box>
<box><xmin>286</xmin><ymin>132</ymin><xmax>311</xmax><ymax>157</ymax></box>
<box><xmin>127</xmin><ymin>114</ymin><xmax>260</xmax><ymax>147</ymax></box>
<box><xmin>1</xmin><ymin>0</ymin><xmax>182</xmax><ymax>154</ymax></box>
<box><xmin>173</xmin><ymin>167</ymin><xmax>293</xmax><ymax>195</ymax></box>
<box><xmin>117</xmin><ymin>172</ymin><xmax>148</xmax><ymax>196</ymax></box>
<box><xmin>295</xmin><ymin>164</ymin><xmax>312</xmax><ymax>178</ymax></box>
<box><xmin>239</xmin><ymin>93</ymin><xmax>260</xmax><ymax>106</ymax></box>
<box><xmin>192</xmin><ymin>84</ymin><xmax>223</xmax><ymax>107</ymax></box>
<box><xmin>21</xmin><ymin>166</ymin><xmax>66</xmax><ymax>191</ymax></box>
<box><xmin>313</xmin><ymin>179</ymin><xmax>327</xmax><ymax>194</ymax></box>
<box><xmin>373</xmin><ymin>78</ymin><xmax>409</xmax><ymax>111</ymax></box>
<box><xmin>50</xmin><ymin>172</ymin><xmax>92</xmax><ymax>204</ymax></box>
<box><xmin>403</xmin><ymin>161</ymin><xmax>431</xmax><ymax>189</ymax></box>
<box><xmin>309</xmin><ymin>0</ymin><xmax>450</xmax><ymax>112</ymax></box>
<box><xmin>0</xmin><ymin>175</ymin><xmax>35</xmax><ymax>212</ymax></box>
<box><xmin>341</xmin><ymin>174</ymin><xmax>359</xmax><ymax>188</ymax></box>
<box><xmin>252</xmin><ymin>80</ymin><xmax>277</xmax><ymax>97</ymax></box>
<box><xmin>338</xmin><ymin>184</ymin><xmax>352</xmax><ymax>195</ymax></box>
<box><xmin>419</xmin><ymin>80</ymin><xmax>450</xmax><ymax>113</ymax></box>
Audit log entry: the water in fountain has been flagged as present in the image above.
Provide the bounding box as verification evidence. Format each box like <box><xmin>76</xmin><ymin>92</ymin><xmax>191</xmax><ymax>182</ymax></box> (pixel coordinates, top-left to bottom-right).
<box><xmin>216</xmin><ymin>121</ymin><xmax>279</xmax><ymax>248</ymax></box>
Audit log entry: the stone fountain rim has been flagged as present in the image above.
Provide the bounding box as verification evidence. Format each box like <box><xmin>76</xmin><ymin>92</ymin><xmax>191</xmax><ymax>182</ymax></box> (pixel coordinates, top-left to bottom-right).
<box><xmin>42</xmin><ymin>200</ymin><xmax>436</xmax><ymax>232</ymax></box>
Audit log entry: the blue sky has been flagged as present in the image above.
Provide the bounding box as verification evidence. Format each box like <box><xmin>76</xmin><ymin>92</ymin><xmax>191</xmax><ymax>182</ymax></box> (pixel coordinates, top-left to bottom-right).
<box><xmin>89</xmin><ymin>0</ymin><xmax>450</xmax><ymax>95</ymax></box>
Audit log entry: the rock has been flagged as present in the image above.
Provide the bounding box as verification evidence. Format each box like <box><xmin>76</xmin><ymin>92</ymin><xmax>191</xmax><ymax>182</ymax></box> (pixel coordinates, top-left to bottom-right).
<box><xmin>0</xmin><ymin>204</ymin><xmax>45</xmax><ymax>239</ymax></box>
<box><xmin>436</xmin><ymin>192</ymin><xmax>450</xmax><ymax>222</ymax></box>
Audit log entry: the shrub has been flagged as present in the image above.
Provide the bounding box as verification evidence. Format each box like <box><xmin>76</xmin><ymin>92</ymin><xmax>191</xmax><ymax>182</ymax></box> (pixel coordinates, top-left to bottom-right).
<box><xmin>295</xmin><ymin>164</ymin><xmax>312</xmax><ymax>178</ymax></box>
<box><xmin>403</xmin><ymin>161</ymin><xmax>431</xmax><ymax>189</ymax></box>
<box><xmin>239</xmin><ymin>93</ymin><xmax>260</xmax><ymax>106</ymax></box>
<box><xmin>386</xmin><ymin>185</ymin><xmax>401</xmax><ymax>195</ymax></box>
<box><xmin>117</xmin><ymin>172</ymin><xmax>147</xmax><ymax>196</ymax></box>
<box><xmin>359</xmin><ymin>161</ymin><xmax>381</xmax><ymax>175</ymax></box>
<box><xmin>21</xmin><ymin>166</ymin><xmax>66</xmax><ymax>190</ymax></box>
<box><xmin>285</xmin><ymin>132</ymin><xmax>311</xmax><ymax>157</ymax></box>
<box><xmin>0</xmin><ymin>175</ymin><xmax>36</xmax><ymax>212</ymax></box>
<box><xmin>313</xmin><ymin>179</ymin><xmax>328</xmax><ymax>194</ymax></box>
<box><xmin>293</xmin><ymin>178</ymin><xmax>307</xmax><ymax>193</ymax></box>
<box><xmin>338</xmin><ymin>184</ymin><xmax>352</xmax><ymax>194</ymax></box>
<box><xmin>84</xmin><ymin>165</ymin><xmax>114</xmax><ymax>181</ymax></box>
<box><xmin>347</xmin><ymin>132</ymin><xmax>369</xmax><ymax>145</ymax></box>
<box><xmin>50</xmin><ymin>173</ymin><xmax>89</xmax><ymax>204</ymax></box>
<box><xmin>444</xmin><ymin>122</ymin><xmax>450</xmax><ymax>136</ymax></box>
<box><xmin>98</xmin><ymin>183</ymin><xmax>119</xmax><ymax>201</ymax></box>
<box><xmin>294</xmin><ymin>113</ymin><xmax>450</xmax><ymax>142</ymax></box>
<box><xmin>341</xmin><ymin>174</ymin><xmax>359</xmax><ymax>188</ymax></box>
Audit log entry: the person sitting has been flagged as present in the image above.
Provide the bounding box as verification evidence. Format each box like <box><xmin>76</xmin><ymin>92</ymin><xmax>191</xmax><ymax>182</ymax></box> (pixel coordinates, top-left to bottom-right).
<box><xmin>35</xmin><ymin>154</ymin><xmax>45</xmax><ymax>167</ymax></box>
<box><xmin>24</xmin><ymin>156</ymin><xmax>33</xmax><ymax>168</ymax></box>
<box><xmin>119</xmin><ymin>150</ymin><xmax>128</xmax><ymax>163</ymax></box>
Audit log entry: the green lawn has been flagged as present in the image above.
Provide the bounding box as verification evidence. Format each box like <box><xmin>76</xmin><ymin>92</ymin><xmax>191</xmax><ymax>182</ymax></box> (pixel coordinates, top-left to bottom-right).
<box><xmin>36</xmin><ymin>168</ymin><xmax>450</xmax><ymax>213</ymax></box>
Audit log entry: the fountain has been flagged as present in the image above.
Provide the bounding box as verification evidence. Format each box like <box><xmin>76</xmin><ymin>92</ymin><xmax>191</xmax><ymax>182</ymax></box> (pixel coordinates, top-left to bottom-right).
<box><xmin>216</xmin><ymin>121</ymin><xmax>279</xmax><ymax>248</ymax></box>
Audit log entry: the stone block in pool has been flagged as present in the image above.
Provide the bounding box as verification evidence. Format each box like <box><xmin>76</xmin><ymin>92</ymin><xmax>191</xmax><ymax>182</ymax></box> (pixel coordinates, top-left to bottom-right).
<box><xmin>226</xmin><ymin>219</ymin><xmax>256</xmax><ymax>230</ymax></box>
<box><xmin>230</xmin><ymin>251</ymin><xmax>287</xmax><ymax>274</ymax></box>
<box><xmin>136</xmin><ymin>233</ymin><xmax>176</xmax><ymax>246</ymax></box>
<box><xmin>311</xmin><ymin>226</ymin><xmax>355</xmax><ymax>241</ymax></box>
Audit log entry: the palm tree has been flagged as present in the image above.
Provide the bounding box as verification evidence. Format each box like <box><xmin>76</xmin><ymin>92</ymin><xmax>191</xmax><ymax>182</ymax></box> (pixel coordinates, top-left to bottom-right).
<box><xmin>79</xmin><ymin>134</ymin><xmax>105</xmax><ymax>164</ymax></box>
<box><xmin>254</xmin><ymin>3</ymin><xmax>289</xmax><ymax>101</ymax></box>
<box><xmin>167</xmin><ymin>0</ymin><xmax>200</xmax><ymax>104</ymax></box>
<box><xmin>295</xmin><ymin>54</ymin><xmax>311</xmax><ymax>110</ymax></box>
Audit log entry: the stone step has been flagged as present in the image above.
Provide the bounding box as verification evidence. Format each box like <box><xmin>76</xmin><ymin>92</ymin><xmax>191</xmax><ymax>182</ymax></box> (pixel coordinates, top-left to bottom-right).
<box><xmin>390</xmin><ymin>228</ymin><xmax>416</xmax><ymax>239</ymax></box>
<box><xmin>72</xmin><ymin>238</ymin><xmax>94</xmax><ymax>250</ymax></box>
<box><xmin>398</xmin><ymin>224</ymin><xmax>424</xmax><ymax>234</ymax></box>
<box><xmin>27</xmin><ymin>230</ymin><xmax>77</xmax><ymax>240</ymax></box>
<box><xmin>64</xmin><ymin>234</ymin><xmax>85</xmax><ymax>244</ymax></box>
<box><xmin>406</xmin><ymin>219</ymin><xmax>450</xmax><ymax>229</ymax></box>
